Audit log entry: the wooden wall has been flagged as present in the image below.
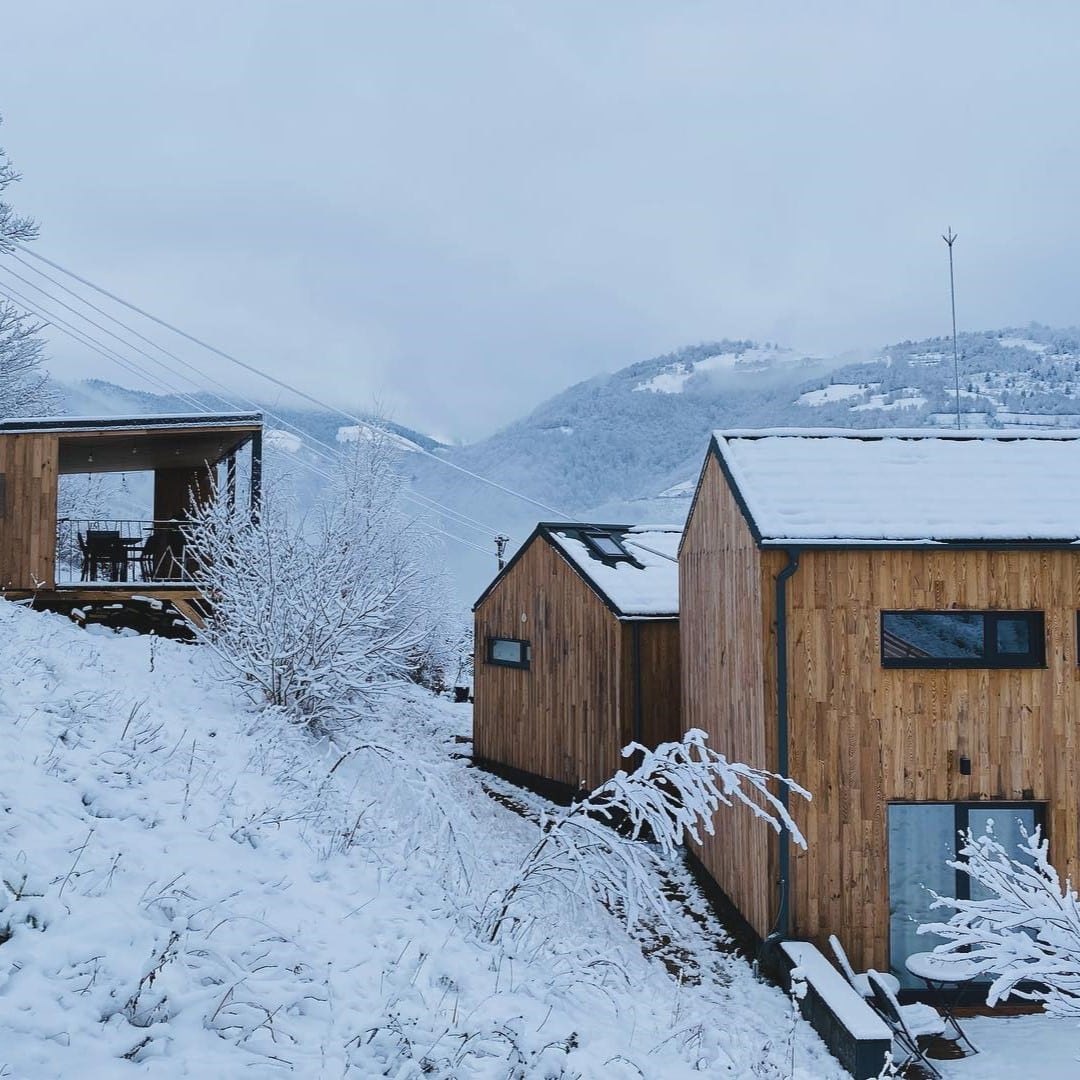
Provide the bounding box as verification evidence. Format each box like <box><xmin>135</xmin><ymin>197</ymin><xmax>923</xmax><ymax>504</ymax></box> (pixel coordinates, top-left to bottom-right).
<box><xmin>473</xmin><ymin>538</ymin><xmax>682</xmax><ymax>793</ymax></box>
<box><xmin>0</xmin><ymin>433</ymin><xmax>58</xmax><ymax>590</ymax></box>
<box><xmin>474</xmin><ymin>537</ymin><xmax>626</xmax><ymax>792</ymax></box>
<box><xmin>633</xmin><ymin>619</ymin><xmax>683</xmax><ymax>750</ymax></box>
<box><xmin>680</xmin><ymin>452</ymin><xmax>778</xmax><ymax>937</ymax></box>
<box><xmin>785</xmin><ymin>546</ymin><xmax>1080</xmax><ymax>974</ymax></box>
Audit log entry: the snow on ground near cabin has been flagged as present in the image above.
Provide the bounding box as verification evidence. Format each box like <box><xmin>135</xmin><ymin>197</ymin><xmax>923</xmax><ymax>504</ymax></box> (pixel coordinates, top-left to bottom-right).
<box><xmin>0</xmin><ymin>601</ymin><xmax>847</xmax><ymax>1078</ymax></box>
<box><xmin>796</xmin><ymin>383</ymin><xmax>876</xmax><ymax>406</ymax></box>
<box><xmin>941</xmin><ymin>1014</ymin><xmax>1080</xmax><ymax>1077</ymax></box>
<box><xmin>550</xmin><ymin>527</ymin><xmax>680</xmax><ymax>615</ymax></box>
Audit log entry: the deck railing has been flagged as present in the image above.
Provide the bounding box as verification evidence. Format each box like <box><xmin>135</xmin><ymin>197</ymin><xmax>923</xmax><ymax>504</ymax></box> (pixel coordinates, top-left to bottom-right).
<box><xmin>56</xmin><ymin>518</ymin><xmax>195</xmax><ymax>585</ymax></box>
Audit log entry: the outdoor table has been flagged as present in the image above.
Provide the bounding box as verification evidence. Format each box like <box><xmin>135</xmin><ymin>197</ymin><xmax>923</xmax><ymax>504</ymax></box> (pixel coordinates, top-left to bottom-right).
<box><xmin>904</xmin><ymin>951</ymin><xmax>984</xmax><ymax>1054</ymax></box>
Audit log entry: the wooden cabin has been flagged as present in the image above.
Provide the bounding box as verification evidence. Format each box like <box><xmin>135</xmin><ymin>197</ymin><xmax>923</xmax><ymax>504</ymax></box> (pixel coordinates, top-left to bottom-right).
<box><xmin>473</xmin><ymin>522</ymin><xmax>681</xmax><ymax>796</ymax></box>
<box><xmin>680</xmin><ymin>428</ymin><xmax>1080</xmax><ymax>990</ymax></box>
<box><xmin>0</xmin><ymin>412</ymin><xmax>262</xmax><ymax>631</ymax></box>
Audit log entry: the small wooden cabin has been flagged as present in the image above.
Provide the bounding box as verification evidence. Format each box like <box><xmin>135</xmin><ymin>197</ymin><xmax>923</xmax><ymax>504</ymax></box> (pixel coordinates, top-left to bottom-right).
<box><xmin>681</xmin><ymin>428</ymin><xmax>1080</xmax><ymax>989</ymax></box>
<box><xmin>0</xmin><ymin>412</ymin><xmax>262</xmax><ymax>629</ymax></box>
<box><xmin>473</xmin><ymin>522</ymin><xmax>681</xmax><ymax>796</ymax></box>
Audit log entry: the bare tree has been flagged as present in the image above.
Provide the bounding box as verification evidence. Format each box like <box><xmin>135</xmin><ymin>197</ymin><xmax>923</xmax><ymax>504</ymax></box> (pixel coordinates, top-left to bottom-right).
<box><xmin>0</xmin><ymin>117</ymin><xmax>55</xmax><ymax>416</ymax></box>
<box><xmin>0</xmin><ymin>116</ymin><xmax>37</xmax><ymax>254</ymax></box>
<box><xmin>186</xmin><ymin>429</ymin><xmax>455</xmax><ymax>730</ymax></box>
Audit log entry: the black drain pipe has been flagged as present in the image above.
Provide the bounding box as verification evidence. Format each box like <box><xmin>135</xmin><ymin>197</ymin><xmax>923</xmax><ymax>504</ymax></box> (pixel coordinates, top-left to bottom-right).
<box><xmin>765</xmin><ymin>547</ymin><xmax>801</xmax><ymax>955</ymax></box>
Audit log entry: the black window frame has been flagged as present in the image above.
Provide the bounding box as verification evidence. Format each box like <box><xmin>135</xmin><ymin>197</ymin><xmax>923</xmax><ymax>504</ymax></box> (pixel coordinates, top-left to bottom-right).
<box><xmin>888</xmin><ymin>799</ymin><xmax>1047</xmax><ymax>998</ymax></box>
<box><xmin>881</xmin><ymin>610</ymin><xmax>1045</xmax><ymax>669</ymax></box>
<box><xmin>582</xmin><ymin>531</ymin><xmax>632</xmax><ymax>562</ymax></box>
<box><xmin>486</xmin><ymin>635</ymin><xmax>531</xmax><ymax>670</ymax></box>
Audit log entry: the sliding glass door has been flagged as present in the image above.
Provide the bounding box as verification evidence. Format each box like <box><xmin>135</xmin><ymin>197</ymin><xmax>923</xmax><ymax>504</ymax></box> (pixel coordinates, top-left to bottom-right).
<box><xmin>887</xmin><ymin>802</ymin><xmax>1043</xmax><ymax>988</ymax></box>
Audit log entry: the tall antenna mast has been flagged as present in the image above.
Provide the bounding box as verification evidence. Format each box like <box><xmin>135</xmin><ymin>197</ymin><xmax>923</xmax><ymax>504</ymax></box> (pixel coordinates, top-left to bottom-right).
<box><xmin>942</xmin><ymin>227</ymin><xmax>962</xmax><ymax>430</ymax></box>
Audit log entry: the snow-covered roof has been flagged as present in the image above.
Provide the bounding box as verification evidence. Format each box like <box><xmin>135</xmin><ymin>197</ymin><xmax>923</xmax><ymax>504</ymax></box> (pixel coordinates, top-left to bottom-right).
<box><xmin>474</xmin><ymin>523</ymin><xmax>680</xmax><ymax>618</ymax></box>
<box><xmin>546</xmin><ymin>525</ymin><xmax>680</xmax><ymax>617</ymax></box>
<box><xmin>0</xmin><ymin>412</ymin><xmax>262</xmax><ymax>434</ymax></box>
<box><xmin>711</xmin><ymin>428</ymin><xmax>1080</xmax><ymax>545</ymax></box>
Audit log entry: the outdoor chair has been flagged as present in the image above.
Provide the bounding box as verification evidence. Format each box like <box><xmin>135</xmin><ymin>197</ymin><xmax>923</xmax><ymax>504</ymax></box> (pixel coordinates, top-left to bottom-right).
<box><xmin>828</xmin><ymin>934</ymin><xmax>901</xmax><ymax>1001</ymax></box>
<box><xmin>140</xmin><ymin>528</ymin><xmax>184</xmax><ymax>582</ymax></box>
<box><xmin>867</xmin><ymin>969</ymin><xmax>947</xmax><ymax>1080</ymax></box>
<box><xmin>83</xmin><ymin>530</ymin><xmax>124</xmax><ymax>581</ymax></box>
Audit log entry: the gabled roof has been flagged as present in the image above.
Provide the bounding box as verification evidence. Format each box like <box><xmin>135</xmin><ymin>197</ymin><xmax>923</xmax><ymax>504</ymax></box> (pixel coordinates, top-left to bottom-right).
<box><xmin>473</xmin><ymin>522</ymin><xmax>680</xmax><ymax>618</ymax></box>
<box><xmin>709</xmin><ymin>428</ymin><xmax>1080</xmax><ymax>547</ymax></box>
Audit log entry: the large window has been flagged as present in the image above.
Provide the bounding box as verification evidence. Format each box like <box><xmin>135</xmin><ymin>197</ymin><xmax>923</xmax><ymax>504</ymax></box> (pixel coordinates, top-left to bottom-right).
<box><xmin>888</xmin><ymin>802</ymin><xmax>1045</xmax><ymax>988</ymax></box>
<box><xmin>881</xmin><ymin>611</ymin><xmax>1045</xmax><ymax>668</ymax></box>
<box><xmin>486</xmin><ymin>636</ymin><xmax>531</xmax><ymax>669</ymax></box>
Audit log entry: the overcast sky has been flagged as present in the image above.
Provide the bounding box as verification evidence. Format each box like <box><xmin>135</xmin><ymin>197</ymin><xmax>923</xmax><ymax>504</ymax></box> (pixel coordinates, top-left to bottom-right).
<box><xmin>2</xmin><ymin>1</ymin><xmax>1080</xmax><ymax>440</ymax></box>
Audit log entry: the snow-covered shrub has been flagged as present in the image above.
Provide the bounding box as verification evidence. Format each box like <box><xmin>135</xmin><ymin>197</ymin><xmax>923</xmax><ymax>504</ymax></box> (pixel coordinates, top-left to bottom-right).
<box><xmin>186</xmin><ymin>433</ymin><xmax>454</xmax><ymax>730</ymax></box>
<box><xmin>483</xmin><ymin>728</ymin><xmax>810</xmax><ymax>943</ymax></box>
<box><xmin>921</xmin><ymin>821</ymin><xmax>1080</xmax><ymax>1016</ymax></box>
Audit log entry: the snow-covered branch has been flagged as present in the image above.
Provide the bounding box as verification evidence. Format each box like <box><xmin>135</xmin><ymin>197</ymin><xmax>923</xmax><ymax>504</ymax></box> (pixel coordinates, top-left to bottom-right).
<box><xmin>921</xmin><ymin>822</ymin><xmax>1080</xmax><ymax>1015</ymax></box>
<box><xmin>483</xmin><ymin>728</ymin><xmax>810</xmax><ymax>942</ymax></box>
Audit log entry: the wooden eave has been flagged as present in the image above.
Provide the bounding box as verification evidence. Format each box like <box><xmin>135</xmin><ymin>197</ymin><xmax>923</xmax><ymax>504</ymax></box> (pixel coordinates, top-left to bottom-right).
<box><xmin>0</xmin><ymin>413</ymin><xmax>263</xmax><ymax>474</ymax></box>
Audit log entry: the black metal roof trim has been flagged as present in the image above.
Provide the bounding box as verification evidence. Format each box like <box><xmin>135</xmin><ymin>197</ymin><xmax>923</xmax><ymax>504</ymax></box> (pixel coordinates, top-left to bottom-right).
<box><xmin>0</xmin><ymin>412</ymin><xmax>263</xmax><ymax>434</ymax></box>
<box><xmin>472</xmin><ymin>521</ymin><xmax>679</xmax><ymax>619</ymax></box>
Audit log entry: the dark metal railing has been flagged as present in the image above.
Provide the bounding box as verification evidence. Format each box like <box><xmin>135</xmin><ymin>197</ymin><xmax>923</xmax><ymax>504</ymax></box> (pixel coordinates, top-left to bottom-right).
<box><xmin>56</xmin><ymin>518</ymin><xmax>194</xmax><ymax>585</ymax></box>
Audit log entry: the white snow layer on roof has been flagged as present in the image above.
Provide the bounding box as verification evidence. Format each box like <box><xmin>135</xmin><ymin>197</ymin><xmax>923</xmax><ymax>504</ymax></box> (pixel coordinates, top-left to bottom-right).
<box><xmin>550</xmin><ymin>527</ymin><xmax>680</xmax><ymax>616</ymax></box>
<box><xmin>714</xmin><ymin>430</ymin><xmax>1080</xmax><ymax>543</ymax></box>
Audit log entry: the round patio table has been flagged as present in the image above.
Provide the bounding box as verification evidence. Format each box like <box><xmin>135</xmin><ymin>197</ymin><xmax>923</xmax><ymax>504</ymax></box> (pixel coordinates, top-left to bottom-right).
<box><xmin>904</xmin><ymin>952</ymin><xmax>984</xmax><ymax>1054</ymax></box>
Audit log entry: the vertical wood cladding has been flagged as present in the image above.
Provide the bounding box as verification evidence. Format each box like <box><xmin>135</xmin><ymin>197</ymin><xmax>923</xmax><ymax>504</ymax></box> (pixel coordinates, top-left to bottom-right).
<box><xmin>679</xmin><ymin>453</ymin><xmax>778</xmax><ymax>937</ymax></box>
<box><xmin>786</xmin><ymin>546</ymin><xmax>1080</xmax><ymax>975</ymax></box>
<box><xmin>0</xmin><ymin>433</ymin><xmax>58</xmax><ymax>590</ymax></box>
<box><xmin>473</xmin><ymin>537</ymin><xmax>682</xmax><ymax>793</ymax></box>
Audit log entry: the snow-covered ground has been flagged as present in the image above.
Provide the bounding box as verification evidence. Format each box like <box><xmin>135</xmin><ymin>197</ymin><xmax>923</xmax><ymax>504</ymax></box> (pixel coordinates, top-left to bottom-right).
<box><xmin>0</xmin><ymin>602</ymin><xmax>846</xmax><ymax>1078</ymax></box>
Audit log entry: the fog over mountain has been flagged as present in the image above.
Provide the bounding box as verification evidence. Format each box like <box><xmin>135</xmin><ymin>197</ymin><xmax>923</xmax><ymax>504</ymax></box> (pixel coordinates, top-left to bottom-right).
<box><xmin>60</xmin><ymin>322</ymin><xmax>1080</xmax><ymax>602</ymax></box>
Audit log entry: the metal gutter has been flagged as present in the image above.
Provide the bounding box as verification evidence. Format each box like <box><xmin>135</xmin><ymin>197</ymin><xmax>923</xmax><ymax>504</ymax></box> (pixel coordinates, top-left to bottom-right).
<box><xmin>631</xmin><ymin>622</ymin><xmax>643</xmax><ymax>745</ymax></box>
<box><xmin>772</xmin><ymin>546</ymin><xmax>801</xmax><ymax>941</ymax></box>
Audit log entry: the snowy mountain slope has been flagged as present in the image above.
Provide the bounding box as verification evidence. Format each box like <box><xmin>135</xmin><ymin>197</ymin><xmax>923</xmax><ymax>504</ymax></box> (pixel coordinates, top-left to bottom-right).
<box><xmin>0</xmin><ymin>602</ymin><xmax>847</xmax><ymax>1078</ymax></box>
<box><xmin>51</xmin><ymin>325</ymin><xmax>1080</xmax><ymax>605</ymax></box>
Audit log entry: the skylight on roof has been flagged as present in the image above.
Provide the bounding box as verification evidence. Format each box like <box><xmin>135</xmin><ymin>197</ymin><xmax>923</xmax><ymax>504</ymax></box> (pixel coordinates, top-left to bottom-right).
<box><xmin>585</xmin><ymin>532</ymin><xmax>630</xmax><ymax>559</ymax></box>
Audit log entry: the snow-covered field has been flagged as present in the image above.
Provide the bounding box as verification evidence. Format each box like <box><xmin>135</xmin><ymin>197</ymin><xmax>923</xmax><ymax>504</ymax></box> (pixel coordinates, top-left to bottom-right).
<box><xmin>0</xmin><ymin>602</ymin><xmax>847</xmax><ymax>1078</ymax></box>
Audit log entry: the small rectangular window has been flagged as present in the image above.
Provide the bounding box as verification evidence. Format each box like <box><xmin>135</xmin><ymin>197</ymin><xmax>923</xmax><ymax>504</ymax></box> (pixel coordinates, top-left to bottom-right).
<box><xmin>882</xmin><ymin>611</ymin><xmax>1044</xmax><ymax>669</ymax></box>
<box><xmin>584</xmin><ymin>532</ymin><xmax>630</xmax><ymax>559</ymax></box>
<box><xmin>487</xmin><ymin>636</ymin><xmax>531</xmax><ymax>669</ymax></box>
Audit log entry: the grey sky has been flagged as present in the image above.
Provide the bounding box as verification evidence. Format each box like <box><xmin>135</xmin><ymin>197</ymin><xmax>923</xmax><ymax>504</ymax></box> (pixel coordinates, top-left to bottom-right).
<box><xmin>2</xmin><ymin>1</ymin><xmax>1079</xmax><ymax>440</ymax></box>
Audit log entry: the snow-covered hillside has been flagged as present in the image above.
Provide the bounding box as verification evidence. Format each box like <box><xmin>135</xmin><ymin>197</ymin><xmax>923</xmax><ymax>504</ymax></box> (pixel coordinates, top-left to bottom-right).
<box><xmin>0</xmin><ymin>603</ymin><xmax>846</xmax><ymax>1078</ymax></box>
<box><xmin>52</xmin><ymin>324</ymin><xmax>1080</xmax><ymax>604</ymax></box>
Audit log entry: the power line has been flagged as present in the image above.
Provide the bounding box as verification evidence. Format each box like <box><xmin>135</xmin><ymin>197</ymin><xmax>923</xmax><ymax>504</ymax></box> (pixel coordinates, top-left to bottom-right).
<box><xmin>0</xmin><ymin>279</ymin><xmax>215</xmax><ymax>413</ymax></box>
<box><xmin>13</xmin><ymin>243</ymin><xmax>571</xmax><ymax>519</ymax></box>
<box><xmin>2</xmin><ymin>260</ymin><xmax>513</xmax><ymax>545</ymax></box>
<box><xmin>0</xmin><ymin>288</ymin><xmax>502</xmax><ymax>558</ymax></box>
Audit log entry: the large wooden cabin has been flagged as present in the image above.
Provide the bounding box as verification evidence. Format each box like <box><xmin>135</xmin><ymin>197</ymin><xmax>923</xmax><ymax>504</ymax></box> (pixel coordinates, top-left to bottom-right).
<box><xmin>473</xmin><ymin>522</ymin><xmax>681</xmax><ymax>796</ymax></box>
<box><xmin>0</xmin><ymin>412</ymin><xmax>262</xmax><ymax>630</ymax></box>
<box><xmin>681</xmin><ymin>429</ymin><xmax>1080</xmax><ymax>989</ymax></box>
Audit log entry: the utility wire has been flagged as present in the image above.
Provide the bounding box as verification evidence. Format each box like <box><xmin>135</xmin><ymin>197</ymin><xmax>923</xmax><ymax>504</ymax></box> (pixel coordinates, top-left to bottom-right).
<box><xmin>0</xmin><ymin>283</ymin><xmax>499</xmax><ymax>557</ymax></box>
<box><xmin>5</xmin><ymin>249</ymin><xmax>518</xmax><ymax>544</ymax></box>
<box><xmin>0</xmin><ymin>280</ymin><xmax>214</xmax><ymax>413</ymax></box>
<box><xmin>13</xmin><ymin>243</ymin><xmax>570</xmax><ymax>519</ymax></box>
<box><xmin>2</xmin><ymin>260</ymin><xmax>511</xmax><ymax>543</ymax></box>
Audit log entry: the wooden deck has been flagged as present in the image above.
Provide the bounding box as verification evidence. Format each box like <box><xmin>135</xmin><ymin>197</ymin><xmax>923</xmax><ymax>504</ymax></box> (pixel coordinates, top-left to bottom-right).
<box><xmin>4</xmin><ymin>584</ymin><xmax>207</xmax><ymax>633</ymax></box>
